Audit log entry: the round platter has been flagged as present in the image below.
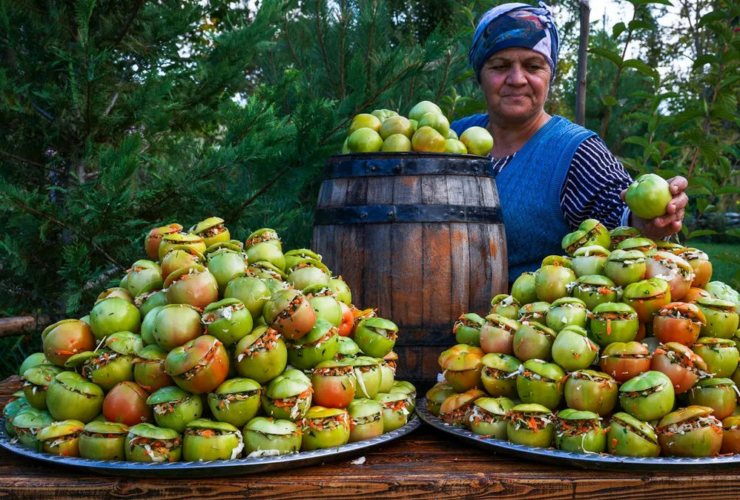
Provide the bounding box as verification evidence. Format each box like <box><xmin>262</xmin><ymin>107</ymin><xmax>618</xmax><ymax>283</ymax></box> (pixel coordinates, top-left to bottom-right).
<box><xmin>0</xmin><ymin>415</ymin><xmax>420</xmax><ymax>477</ymax></box>
<box><xmin>416</xmin><ymin>398</ymin><xmax>740</xmax><ymax>471</ymax></box>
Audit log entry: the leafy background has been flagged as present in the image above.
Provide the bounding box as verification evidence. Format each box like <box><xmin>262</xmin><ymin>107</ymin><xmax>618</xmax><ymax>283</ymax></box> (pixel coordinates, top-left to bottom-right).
<box><xmin>1</xmin><ymin>0</ymin><xmax>739</xmax><ymax>377</ymax></box>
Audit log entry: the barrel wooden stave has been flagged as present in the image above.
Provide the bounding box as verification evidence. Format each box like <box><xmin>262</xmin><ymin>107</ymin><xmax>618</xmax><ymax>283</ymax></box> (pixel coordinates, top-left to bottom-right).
<box><xmin>313</xmin><ymin>155</ymin><xmax>507</xmax><ymax>383</ymax></box>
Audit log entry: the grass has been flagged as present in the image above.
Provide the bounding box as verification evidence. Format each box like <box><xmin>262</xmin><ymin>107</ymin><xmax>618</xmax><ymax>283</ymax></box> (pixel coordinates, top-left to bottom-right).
<box><xmin>691</xmin><ymin>241</ymin><xmax>740</xmax><ymax>287</ymax></box>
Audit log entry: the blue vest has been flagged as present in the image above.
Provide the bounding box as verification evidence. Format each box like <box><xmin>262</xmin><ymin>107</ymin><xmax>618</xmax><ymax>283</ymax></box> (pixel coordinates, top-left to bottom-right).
<box><xmin>451</xmin><ymin>114</ymin><xmax>596</xmax><ymax>279</ymax></box>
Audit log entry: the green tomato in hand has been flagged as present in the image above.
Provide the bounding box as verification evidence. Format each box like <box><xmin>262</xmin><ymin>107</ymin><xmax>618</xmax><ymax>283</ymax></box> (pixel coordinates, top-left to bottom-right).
<box><xmin>625</xmin><ymin>174</ymin><xmax>672</xmax><ymax>220</ymax></box>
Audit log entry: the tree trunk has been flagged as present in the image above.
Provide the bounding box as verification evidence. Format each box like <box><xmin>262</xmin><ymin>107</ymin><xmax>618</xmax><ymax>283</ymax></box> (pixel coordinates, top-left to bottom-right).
<box><xmin>575</xmin><ymin>0</ymin><xmax>590</xmax><ymax>127</ymax></box>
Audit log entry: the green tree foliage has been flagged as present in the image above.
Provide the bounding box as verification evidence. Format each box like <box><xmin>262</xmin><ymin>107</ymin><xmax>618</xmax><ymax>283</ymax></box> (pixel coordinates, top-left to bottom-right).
<box><xmin>0</xmin><ymin>0</ymin><xmax>460</xmax><ymax>376</ymax></box>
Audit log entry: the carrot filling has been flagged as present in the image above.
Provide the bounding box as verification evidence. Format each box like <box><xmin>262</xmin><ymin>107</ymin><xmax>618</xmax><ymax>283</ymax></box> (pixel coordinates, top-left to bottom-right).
<box><xmin>314</xmin><ymin>365</ymin><xmax>354</xmax><ymax>377</ymax></box>
<box><xmin>214</xmin><ymin>390</ymin><xmax>261</xmax><ymax>410</ymax></box>
<box><xmin>483</xmin><ymin>366</ymin><xmax>518</xmax><ymax>380</ymax></box>
<box><xmin>302</xmin><ymin>413</ymin><xmax>349</xmax><ymax>432</ymax></box>
<box><xmin>42</xmin><ymin>432</ymin><xmax>82</xmax><ymax>449</ymax></box>
<box><xmin>202</xmin><ymin>224</ymin><xmax>226</xmax><ymax>237</ymax></box>
<box><xmin>237</xmin><ymin>329</ymin><xmax>281</xmax><ymax>361</ymax></box>
<box><xmin>202</xmin><ymin>303</ymin><xmax>246</xmax><ymax>324</ymax></box>
<box><xmin>556</xmin><ymin>418</ymin><xmax>602</xmax><ymax>438</ymax></box>
<box><xmin>656</xmin><ymin>415</ymin><xmax>722</xmax><ymax>437</ymax></box>
<box><xmin>246</xmin><ymin>233</ymin><xmax>279</xmax><ymax>246</ymax></box>
<box><xmin>504</xmin><ymin>411</ymin><xmax>553</xmax><ymax>434</ymax></box>
<box><xmin>271</xmin><ymin>388</ymin><xmax>313</xmax><ymax>408</ymax></box>
<box><xmin>129</xmin><ymin>436</ymin><xmax>182</xmax><ymax>462</ymax></box>
<box><xmin>350</xmin><ymin>413</ymin><xmax>382</xmax><ymax>430</ymax></box>
<box><xmin>177</xmin><ymin>342</ymin><xmax>222</xmax><ymax>381</ymax></box>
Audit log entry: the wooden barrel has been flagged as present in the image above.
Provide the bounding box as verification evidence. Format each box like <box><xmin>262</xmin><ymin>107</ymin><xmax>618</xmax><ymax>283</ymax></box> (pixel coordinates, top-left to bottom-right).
<box><xmin>312</xmin><ymin>153</ymin><xmax>508</xmax><ymax>385</ymax></box>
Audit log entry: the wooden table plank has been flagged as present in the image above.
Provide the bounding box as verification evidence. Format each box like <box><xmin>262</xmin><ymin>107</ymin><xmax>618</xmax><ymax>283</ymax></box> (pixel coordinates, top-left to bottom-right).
<box><xmin>2</xmin><ymin>377</ymin><xmax>740</xmax><ymax>499</ymax></box>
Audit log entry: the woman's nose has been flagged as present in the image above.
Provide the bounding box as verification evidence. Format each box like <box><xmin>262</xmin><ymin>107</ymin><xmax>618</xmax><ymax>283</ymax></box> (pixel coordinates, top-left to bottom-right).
<box><xmin>505</xmin><ymin>64</ymin><xmax>527</xmax><ymax>85</ymax></box>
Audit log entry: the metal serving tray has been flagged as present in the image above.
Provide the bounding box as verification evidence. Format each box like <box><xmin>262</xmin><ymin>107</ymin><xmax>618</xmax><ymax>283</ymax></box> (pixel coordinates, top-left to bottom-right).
<box><xmin>0</xmin><ymin>415</ymin><xmax>420</xmax><ymax>477</ymax></box>
<box><xmin>417</xmin><ymin>398</ymin><xmax>740</xmax><ymax>471</ymax></box>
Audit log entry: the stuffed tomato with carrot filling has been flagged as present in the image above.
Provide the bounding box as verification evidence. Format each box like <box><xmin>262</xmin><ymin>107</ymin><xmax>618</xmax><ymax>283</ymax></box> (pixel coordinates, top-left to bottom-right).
<box><xmin>512</xmin><ymin>322</ymin><xmax>556</xmax><ymax>362</ymax></box>
<box><xmin>78</xmin><ymin>421</ymin><xmax>129</xmax><ymax>460</ymax></box>
<box><xmin>622</xmin><ymin>278</ymin><xmax>672</xmax><ymax>324</ymax></box>
<box><xmin>645</xmin><ymin>251</ymin><xmax>694</xmax><ymax>301</ymax></box>
<box><xmin>468</xmin><ymin>397</ymin><xmax>514</xmax><ymax>439</ymax></box>
<box><xmin>687</xmin><ymin>378</ymin><xmax>738</xmax><ymax>421</ymax></box>
<box><xmin>207</xmin><ymin>378</ymin><xmax>261</xmax><ymax>428</ymax></box>
<box><xmin>234</xmin><ymin>326</ymin><xmax>287</xmax><ymax>384</ymax></box>
<box><xmin>146</xmin><ymin>386</ymin><xmax>203</xmax><ymax>433</ymax></box>
<box><xmin>604</xmin><ymin>249</ymin><xmax>646</xmax><ymax>287</ymax></box>
<box><xmin>165</xmin><ymin>335</ymin><xmax>229</xmax><ymax>394</ymax></box>
<box><xmin>190</xmin><ymin>217</ymin><xmax>230</xmax><ymax>249</ymax></box>
<box><xmin>261</xmin><ymin>369</ymin><xmax>313</xmax><ymax>421</ymax></box>
<box><xmin>125</xmin><ymin>423</ymin><xmax>182</xmax><ymax>463</ymax></box>
<box><xmin>651</xmin><ymin>342</ymin><xmax>708</xmax><ymax>394</ymax></box>
<box><xmin>286</xmin><ymin>319</ymin><xmax>340</xmax><ymax>371</ymax></box>
<box><xmin>551</xmin><ymin>326</ymin><xmax>599</xmax><ymax>371</ymax></box>
<box><xmin>504</xmin><ymin>404</ymin><xmax>555</xmax><ymax>448</ymax></box>
<box><xmin>36</xmin><ymin>419</ymin><xmax>84</xmax><ymax>457</ymax></box>
<box><xmin>263</xmin><ymin>288</ymin><xmax>316</xmax><ymax>341</ymax></box>
<box><xmin>374</xmin><ymin>392</ymin><xmax>413</xmax><ymax>432</ymax></box>
<box><xmin>656</xmin><ymin>406</ymin><xmax>722</xmax><ymax>457</ymax></box>
<box><xmin>243</xmin><ymin>417</ymin><xmax>301</xmax><ymax>457</ymax></box>
<box><xmin>571</xmin><ymin>275</ymin><xmax>621</xmax><ymax>311</ymax></box>
<box><xmin>438</xmin><ymin>344</ymin><xmax>485</xmax><ymax>392</ymax></box>
<box><xmin>691</xmin><ymin>337</ymin><xmax>739</xmax><ymax>378</ymax></box>
<box><xmin>489</xmin><ymin>294</ymin><xmax>521</xmax><ymax>320</ymax></box>
<box><xmin>481</xmin><ymin>353</ymin><xmax>521</xmax><ymax>398</ymax></box>
<box><xmin>653</xmin><ymin>302</ymin><xmax>705</xmax><ymax>345</ymax></box>
<box><xmin>425</xmin><ymin>383</ymin><xmax>455</xmax><ymax>417</ymax></box>
<box><xmin>563</xmin><ymin>370</ymin><xmax>617</xmax><ymax>417</ymax></box>
<box><xmin>589</xmin><ymin>302</ymin><xmax>639</xmax><ymax>348</ymax></box>
<box><xmin>600</xmin><ymin>341</ymin><xmax>651</xmax><ymax>383</ymax></box>
<box><xmin>347</xmin><ymin>398</ymin><xmax>384</xmax><ymax>442</ymax></box>
<box><xmin>696</xmin><ymin>297</ymin><xmax>740</xmax><ymax>339</ymax></box>
<box><xmin>453</xmin><ymin>313</ymin><xmax>485</xmax><ymax>347</ymax></box>
<box><xmin>300</xmin><ymin>407</ymin><xmax>350</xmax><ymax>451</ymax></box>
<box><xmin>311</xmin><ymin>360</ymin><xmax>356</xmax><ymax>408</ymax></box>
<box><xmin>555</xmin><ymin>409</ymin><xmax>606</xmax><ymax>454</ymax></box>
<box><xmin>606</xmin><ymin>412</ymin><xmax>660</xmax><ymax>457</ymax></box>
<box><xmin>183</xmin><ymin>418</ymin><xmax>244</xmax><ymax>461</ymax></box>
<box><xmin>351</xmin><ymin>356</ymin><xmax>382</xmax><ymax>399</ymax></box>
<box><xmin>619</xmin><ymin>370</ymin><xmax>675</xmax><ymax>421</ymax></box>
<box><xmin>516</xmin><ymin>359</ymin><xmax>565</xmax><ymax>411</ymax></box>
<box><xmin>479</xmin><ymin>314</ymin><xmax>520</xmax><ymax>355</ymax></box>
<box><xmin>439</xmin><ymin>389</ymin><xmax>486</xmax><ymax>428</ymax></box>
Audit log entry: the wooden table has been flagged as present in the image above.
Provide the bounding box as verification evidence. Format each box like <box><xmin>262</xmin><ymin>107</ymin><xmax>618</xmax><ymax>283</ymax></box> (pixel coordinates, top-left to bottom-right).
<box><xmin>2</xmin><ymin>376</ymin><xmax>740</xmax><ymax>499</ymax></box>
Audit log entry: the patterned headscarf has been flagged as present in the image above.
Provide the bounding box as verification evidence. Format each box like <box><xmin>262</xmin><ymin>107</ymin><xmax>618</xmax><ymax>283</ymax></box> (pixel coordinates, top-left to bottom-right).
<box><xmin>469</xmin><ymin>2</ymin><xmax>559</xmax><ymax>82</ymax></box>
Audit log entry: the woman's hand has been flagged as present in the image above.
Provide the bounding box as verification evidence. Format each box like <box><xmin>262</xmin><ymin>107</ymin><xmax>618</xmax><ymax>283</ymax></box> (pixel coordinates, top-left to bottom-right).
<box><xmin>620</xmin><ymin>176</ymin><xmax>689</xmax><ymax>240</ymax></box>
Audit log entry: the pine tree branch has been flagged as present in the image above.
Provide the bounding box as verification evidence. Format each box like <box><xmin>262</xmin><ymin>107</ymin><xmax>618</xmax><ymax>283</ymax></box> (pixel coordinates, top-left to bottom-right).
<box><xmin>314</xmin><ymin>0</ymin><xmax>334</xmax><ymax>92</ymax></box>
<box><xmin>0</xmin><ymin>150</ymin><xmax>65</xmax><ymax>175</ymax></box>
<box><xmin>282</xmin><ymin>20</ymin><xmax>316</xmax><ymax>100</ymax></box>
<box><xmin>0</xmin><ymin>195</ymin><xmax>126</xmax><ymax>271</ymax></box>
<box><xmin>434</xmin><ymin>49</ymin><xmax>453</xmax><ymax>103</ymax></box>
<box><xmin>113</xmin><ymin>0</ymin><xmax>147</xmax><ymax>47</ymax></box>
<box><xmin>230</xmin><ymin>164</ymin><xmax>292</xmax><ymax>219</ymax></box>
<box><xmin>337</xmin><ymin>0</ymin><xmax>348</xmax><ymax>100</ymax></box>
<box><xmin>319</xmin><ymin>62</ymin><xmax>420</xmax><ymax>145</ymax></box>
<box><xmin>12</xmin><ymin>0</ymin><xmax>45</xmax><ymax>15</ymax></box>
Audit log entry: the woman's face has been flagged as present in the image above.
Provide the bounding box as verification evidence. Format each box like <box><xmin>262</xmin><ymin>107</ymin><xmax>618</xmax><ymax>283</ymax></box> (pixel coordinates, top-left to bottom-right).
<box><xmin>479</xmin><ymin>47</ymin><xmax>551</xmax><ymax>125</ymax></box>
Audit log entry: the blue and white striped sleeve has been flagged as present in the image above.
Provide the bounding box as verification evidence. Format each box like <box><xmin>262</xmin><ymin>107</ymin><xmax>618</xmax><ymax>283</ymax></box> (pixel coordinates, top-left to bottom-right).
<box><xmin>559</xmin><ymin>136</ymin><xmax>633</xmax><ymax>231</ymax></box>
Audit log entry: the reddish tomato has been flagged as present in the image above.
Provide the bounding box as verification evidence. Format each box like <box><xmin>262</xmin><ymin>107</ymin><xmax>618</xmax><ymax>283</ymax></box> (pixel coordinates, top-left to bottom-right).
<box><xmin>311</xmin><ymin>362</ymin><xmax>356</xmax><ymax>408</ymax></box>
<box><xmin>338</xmin><ymin>302</ymin><xmax>354</xmax><ymax>337</ymax></box>
<box><xmin>651</xmin><ymin>343</ymin><xmax>707</xmax><ymax>394</ymax></box>
<box><xmin>600</xmin><ymin>342</ymin><xmax>651</xmax><ymax>383</ymax></box>
<box><xmin>103</xmin><ymin>382</ymin><xmax>153</xmax><ymax>426</ymax></box>
<box><xmin>653</xmin><ymin>302</ymin><xmax>705</xmax><ymax>345</ymax></box>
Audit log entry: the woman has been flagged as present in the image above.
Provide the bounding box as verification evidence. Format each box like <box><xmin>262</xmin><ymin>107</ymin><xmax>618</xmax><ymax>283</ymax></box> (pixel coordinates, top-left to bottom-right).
<box><xmin>451</xmin><ymin>3</ymin><xmax>688</xmax><ymax>277</ymax></box>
